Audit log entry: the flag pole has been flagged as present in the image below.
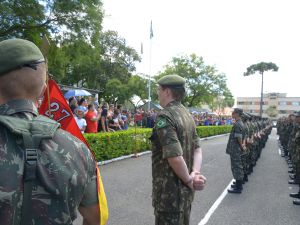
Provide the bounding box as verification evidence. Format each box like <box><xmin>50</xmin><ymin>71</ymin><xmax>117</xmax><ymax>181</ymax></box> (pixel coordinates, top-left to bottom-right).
<box><xmin>148</xmin><ymin>20</ymin><xmax>153</xmax><ymax>111</ymax></box>
<box><xmin>41</xmin><ymin>35</ymin><xmax>51</xmax><ymax>116</ymax></box>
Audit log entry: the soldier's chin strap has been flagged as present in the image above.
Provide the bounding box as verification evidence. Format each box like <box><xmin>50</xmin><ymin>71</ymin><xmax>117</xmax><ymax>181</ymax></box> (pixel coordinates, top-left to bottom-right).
<box><xmin>21</xmin><ymin>132</ymin><xmax>41</xmax><ymax>225</ymax></box>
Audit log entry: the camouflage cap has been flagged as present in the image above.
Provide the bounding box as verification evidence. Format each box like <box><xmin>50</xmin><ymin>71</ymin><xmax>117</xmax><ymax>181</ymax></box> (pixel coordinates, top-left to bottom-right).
<box><xmin>294</xmin><ymin>111</ymin><xmax>300</xmax><ymax>117</ymax></box>
<box><xmin>157</xmin><ymin>74</ymin><xmax>185</xmax><ymax>88</ymax></box>
<box><xmin>232</xmin><ymin>108</ymin><xmax>243</xmax><ymax>115</ymax></box>
<box><xmin>0</xmin><ymin>38</ymin><xmax>45</xmax><ymax>76</ymax></box>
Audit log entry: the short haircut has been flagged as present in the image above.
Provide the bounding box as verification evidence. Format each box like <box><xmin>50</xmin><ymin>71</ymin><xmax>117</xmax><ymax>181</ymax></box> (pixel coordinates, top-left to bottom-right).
<box><xmin>161</xmin><ymin>85</ymin><xmax>186</xmax><ymax>101</ymax></box>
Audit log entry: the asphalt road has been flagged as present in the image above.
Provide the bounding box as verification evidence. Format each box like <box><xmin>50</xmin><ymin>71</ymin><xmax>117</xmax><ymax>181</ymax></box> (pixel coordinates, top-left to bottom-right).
<box><xmin>75</xmin><ymin>129</ymin><xmax>300</xmax><ymax>225</ymax></box>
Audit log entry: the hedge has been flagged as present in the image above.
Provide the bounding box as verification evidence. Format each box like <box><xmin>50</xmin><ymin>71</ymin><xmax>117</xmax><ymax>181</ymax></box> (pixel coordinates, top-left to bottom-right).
<box><xmin>84</xmin><ymin>125</ymin><xmax>232</xmax><ymax>162</ymax></box>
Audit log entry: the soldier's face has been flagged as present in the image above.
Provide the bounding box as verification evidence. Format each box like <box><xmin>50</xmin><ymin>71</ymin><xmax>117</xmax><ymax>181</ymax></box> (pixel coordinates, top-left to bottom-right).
<box><xmin>157</xmin><ymin>85</ymin><xmax>167</xmax><ymax>107</ymax></box>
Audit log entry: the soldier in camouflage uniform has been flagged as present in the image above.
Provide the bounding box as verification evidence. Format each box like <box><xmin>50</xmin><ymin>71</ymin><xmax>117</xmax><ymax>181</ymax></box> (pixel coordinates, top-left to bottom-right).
<box><xmin>0</xmin><ymin>39</ymin><xmax>100</xmax><ymax>224</ymax></box>
<box><xmin>289</xmin><ymin>111</ymin><xmax>300</xmax><ymax>205</ymax></box>
<box><xmin>226</xmin><ymin>108</ymin><xmax>245</xmax><ymax>194</ymax></box>
<box><xmin>150</xmin><ymin>74</ymin><xmax>206</xmax><ymax>225</ymax></box>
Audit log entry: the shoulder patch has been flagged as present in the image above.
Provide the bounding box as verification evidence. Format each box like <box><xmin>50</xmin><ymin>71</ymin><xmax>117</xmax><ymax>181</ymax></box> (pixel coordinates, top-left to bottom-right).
<box><xmin>156</xmin><ymin>118</ymin><xmax>168</xmax><ymax>129</ymax></box>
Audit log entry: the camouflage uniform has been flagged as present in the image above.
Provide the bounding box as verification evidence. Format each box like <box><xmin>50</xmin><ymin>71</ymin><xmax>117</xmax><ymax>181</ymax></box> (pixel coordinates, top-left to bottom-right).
<box><xmin>0</xmin><ymin>100</ymin><xmax>98</xmax><ymax>225</ymax></box>
<box><xmin>226</xmin><ymin>118</ymin><xmax>244</xmax><ymax>181</ymax></box>
<box><xmin>150</xmin><ymin>101</ymin><xmax>201</xmax><ymax>225</ymax></box>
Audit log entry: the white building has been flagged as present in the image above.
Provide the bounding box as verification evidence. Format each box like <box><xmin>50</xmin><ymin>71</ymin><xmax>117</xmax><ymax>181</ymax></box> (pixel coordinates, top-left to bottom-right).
<box><xmin>236</xmin><ymin>93</ymin><xmax>300</xmax><ymax>118</ymax></box>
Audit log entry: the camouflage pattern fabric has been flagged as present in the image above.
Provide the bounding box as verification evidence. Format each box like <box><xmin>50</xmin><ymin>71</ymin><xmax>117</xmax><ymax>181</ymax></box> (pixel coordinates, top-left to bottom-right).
<box><xmin>150</xmin><ymin>100</ymin><xmax>200</xmax><ymax>224</ymax></box>
<box><xmin>0</xmin><ymin>99</ymin><xmax>98</xmax><ymax>225</ymax></box>
<box><xmin>226</xmin><ymin>119</ymin><xmax>244</xmax><ymax>180</ymax></box>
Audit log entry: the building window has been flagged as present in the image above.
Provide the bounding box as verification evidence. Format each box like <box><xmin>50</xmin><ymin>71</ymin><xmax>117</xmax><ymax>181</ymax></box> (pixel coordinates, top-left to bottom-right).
<box><xmin>279</xmin><ymin>101</ymin><xmax>287</xmax><ymax>106</ymax></box>
<box><xmin>292</xmin><ymin>102</ymin><xmax>299</xmax><ymax>106</ymax></box>
<box><xmin>279</xmin><ymin>110</ymin><xmax>287</xmax><ymax>114</ymax></box>
<box><xmin>237</xmin><ymin>101</ymin><xmax>244</xmax><ymax>105</ymax></box>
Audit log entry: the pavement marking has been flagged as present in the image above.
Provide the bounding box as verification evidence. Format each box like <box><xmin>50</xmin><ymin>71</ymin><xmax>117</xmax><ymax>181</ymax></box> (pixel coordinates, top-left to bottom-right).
<box><xmin>198</xmin><ymin>179</ymin><xmax>234</xmax><ymax>225</ymax></box>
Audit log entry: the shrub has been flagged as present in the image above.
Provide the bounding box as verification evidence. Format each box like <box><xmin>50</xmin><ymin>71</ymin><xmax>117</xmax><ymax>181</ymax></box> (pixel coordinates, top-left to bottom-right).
<box><xmin>84</xmin><ymin>125</ymin><xmax>232</xmax><ymax>161</ymax></box>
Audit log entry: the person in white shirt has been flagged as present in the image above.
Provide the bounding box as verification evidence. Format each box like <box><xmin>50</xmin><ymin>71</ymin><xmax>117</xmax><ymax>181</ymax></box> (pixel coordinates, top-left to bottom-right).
<box><xmin>75</xmin><ymin>106</ymin><xmax>87</xmax><ymax>133</ymax></box>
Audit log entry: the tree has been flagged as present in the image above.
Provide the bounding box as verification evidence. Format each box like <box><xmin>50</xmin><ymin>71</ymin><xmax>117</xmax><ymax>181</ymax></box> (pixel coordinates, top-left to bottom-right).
<box><xmin>0</xmin><ymin>0</ymin><xmax>103</xmax><ymax>43</ymax></box>
<box><xmin>265</xmin><ymin>105</ymin><xmax>278</xmax><ymax>118</ymax></box>
<box><xmin>244</xmin><ymin>62</ymin><xmax>279</xmax><ymax>117</ymax></box>
<box><xmin>157</xmin><ymin>54</ymin><xmax>234</xmax><ymax>107</ymax></box>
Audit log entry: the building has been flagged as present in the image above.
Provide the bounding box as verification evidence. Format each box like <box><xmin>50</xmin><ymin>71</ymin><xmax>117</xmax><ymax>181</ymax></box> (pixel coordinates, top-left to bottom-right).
<box><xmin>236</xmin><ymin>93</ymin><xmax>300</xmax><ymax>118</ymax></box>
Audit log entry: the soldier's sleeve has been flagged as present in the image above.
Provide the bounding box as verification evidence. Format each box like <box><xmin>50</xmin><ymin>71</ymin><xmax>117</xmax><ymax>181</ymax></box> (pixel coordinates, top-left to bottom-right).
<box><xmin>79</xmin><ymin>144</ymin><xmax>99</xmax><ymax>207</ymax></box>
<box><xmin>233</xmin><ymin>123</ymin><xmax>243</xmax><ymax>140</ymax></box>
<box><xmin>156</xmin><ymin>115</ymin><xmax>183</xmax><ymax>159</ymax></box>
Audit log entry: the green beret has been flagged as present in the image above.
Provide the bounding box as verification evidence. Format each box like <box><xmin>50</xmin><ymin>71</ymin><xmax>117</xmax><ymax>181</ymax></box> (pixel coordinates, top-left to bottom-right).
<box><xmin>233</xmin><ymin>108</ymin><xmax>243</xmax><ymax>115</ymax></box>
<box><xmin>157</xmin><ymin>74</ymin><xmax>185</xmax><ymax>87</ymax></box>
<box><xmin>0</xmin><ymin>38</ymin><xmax>44</xmax><ymax>76</ymax></box>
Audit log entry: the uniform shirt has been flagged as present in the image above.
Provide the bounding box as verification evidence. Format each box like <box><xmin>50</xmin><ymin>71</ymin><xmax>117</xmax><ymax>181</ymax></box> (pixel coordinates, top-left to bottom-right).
<box><xmin>150</xmin><ymin>101</ymin><xmax>201</xmax><ymax>212</ymax></box>
<box><xmin>0</xmin><ymin>99</ymin><xmax>98</xmax><ymax>225</ymax></box>
<box><xmin>226</xmin><ymin>119</ymin><xmax>244</xmax><ymax>155</ymax></box>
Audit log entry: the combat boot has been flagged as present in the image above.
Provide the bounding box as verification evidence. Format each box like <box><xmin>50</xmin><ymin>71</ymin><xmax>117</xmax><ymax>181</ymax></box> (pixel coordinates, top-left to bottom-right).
<box><xmin>228</xmin><ymin>180</ymin><xmax>243</xmax><ymax>194</ymax></box>
<box><xmin>293</xmin><ymin>199</ymin><xmax>300</xmax><ymax>205</ymax></box>
<box><xmin>288</xmin><ymin>179</ymin><xmax>300</xmax><ymax>185</ymax></box>
<box><xmin>290</xmin><ymin>190</ymin><xmax>300</xmax><ymax>198</ymax></box>
<box><xmin>289</xmin><ymin>174</ymin><xmax>296</xmax><ymax>179</ymax></box>
<box><xmin>288</xmin><ymin>168</ymin><xmax>294</xmax><ymax>173</ymax></box>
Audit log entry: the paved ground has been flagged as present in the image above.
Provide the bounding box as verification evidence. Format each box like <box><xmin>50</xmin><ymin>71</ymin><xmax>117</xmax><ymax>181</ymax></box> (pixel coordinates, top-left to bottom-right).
<box><xmin>75</xmin><ymin>129</ymin><xmax>300</xmax><ymax>225</ymax></box>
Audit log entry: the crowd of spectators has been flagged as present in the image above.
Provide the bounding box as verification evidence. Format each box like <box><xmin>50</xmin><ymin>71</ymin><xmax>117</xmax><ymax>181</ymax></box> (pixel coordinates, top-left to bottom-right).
<box><xmin>68</xmin><ymin>96</ymin><xmax>232</xmax><ymax>134</ymax></box>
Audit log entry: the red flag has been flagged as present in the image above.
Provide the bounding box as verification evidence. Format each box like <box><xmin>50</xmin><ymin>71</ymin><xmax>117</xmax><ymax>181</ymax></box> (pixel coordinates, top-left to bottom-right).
<box><xmin>39</xmin><ymin>79</ymin><xmax>88</xmax><ymax>146</ymax></box>
<box><xmin>39</xmin><ymin>79</ymin><xmax>108</xmax><ymax>225</ymax></box>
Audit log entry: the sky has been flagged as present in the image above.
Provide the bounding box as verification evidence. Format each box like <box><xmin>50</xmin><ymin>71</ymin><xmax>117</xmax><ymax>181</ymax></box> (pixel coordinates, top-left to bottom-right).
<box><xmin>102</xmin><ymin>0</ymin><xmax>300</xmax><ymax>99</ymax></box>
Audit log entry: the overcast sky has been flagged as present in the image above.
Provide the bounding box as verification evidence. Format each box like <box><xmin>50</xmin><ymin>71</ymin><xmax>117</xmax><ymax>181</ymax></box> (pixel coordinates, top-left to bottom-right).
<box><xmin>102</xmin><ymin>0</ymin><xmax>300</xmax><ymax>99</ymax></box>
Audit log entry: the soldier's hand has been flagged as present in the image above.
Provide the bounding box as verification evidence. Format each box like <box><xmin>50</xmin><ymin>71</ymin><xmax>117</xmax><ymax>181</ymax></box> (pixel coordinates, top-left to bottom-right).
<box><xmin>191</xmin><ymin>172</ymin><xmax>206</xmax><ymax>191</ymax></box>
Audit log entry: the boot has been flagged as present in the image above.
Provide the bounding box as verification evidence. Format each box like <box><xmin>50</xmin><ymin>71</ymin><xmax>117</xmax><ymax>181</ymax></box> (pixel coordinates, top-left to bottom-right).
<box><xmin>293</xmin><ymin>199</ymin><xmax>300</xmax><ymax>205</ymax></box>
<box><xmin>288</xmin><ymin>179</ymin><xmax>300</xmax><ymax>185</ymax></box>
<box><xmin>288</xmin><ymin>168</ymin><xmax>294</xmax><ymax>173</ymax></box>
<box><xmin>290</xmin><ymin>191</ymin><xmax>300</xmax><ymax>198</ymax></box>
<box><xmin>228</xmin><ymin>180</ymin><xmax>243</xmax><ymax>193</ymax></box>
<box><xmin>289</xmin><ymin>174</ymin><xmax>296</xmax><ymax>179</ymax></box>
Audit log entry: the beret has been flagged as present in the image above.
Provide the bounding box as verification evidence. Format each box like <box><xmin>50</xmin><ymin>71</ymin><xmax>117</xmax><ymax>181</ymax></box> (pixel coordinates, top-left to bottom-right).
<box><xmin>0</xmin><ymin>38</ymin><xmax>44</xmax><ymax>76</ymax></box>
<box><xmin>157</xmin><ymin>74</ymin><xmax>185</xmax><ymax>87</ymax></box>
<box><xmin>233</xmin><ymin>108</ymin><xmax>243</xmax><ymax>115</ymax></box>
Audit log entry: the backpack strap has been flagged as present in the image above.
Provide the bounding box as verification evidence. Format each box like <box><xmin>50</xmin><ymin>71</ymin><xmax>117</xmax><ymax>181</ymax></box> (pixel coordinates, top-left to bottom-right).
<box><xmin>0</xmin><ymin>115</ymin><xmax>60</xmax><ymax>225</ymax></box>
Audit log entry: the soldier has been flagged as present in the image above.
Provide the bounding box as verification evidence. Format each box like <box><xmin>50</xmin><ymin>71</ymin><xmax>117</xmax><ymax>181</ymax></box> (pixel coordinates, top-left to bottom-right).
<box><xmin>0</xmin><ymin>39</ymin><xmax>100</xmax><ymax>224</ymax></box>
<box><xmin>226</xmin><ymin>108</ymin><xmax>245</xmax><ymax>194</ymax></box>
<box><xmin>289</xmin><ymin>111</ymin><xmax>300</xmax><ymax>205</ymax></box>
<box><xmin>150</xmin><ymin>74</ymin><xmax>206</xmax><ymax>225</ymax></box>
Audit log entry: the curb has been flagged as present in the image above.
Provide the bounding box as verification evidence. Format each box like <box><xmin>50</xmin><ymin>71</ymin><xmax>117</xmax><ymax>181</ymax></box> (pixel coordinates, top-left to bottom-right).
<box><xmin>97</xmin><ymin>133</ymin><xmax>229</xmax><ymax>166</ymax></box>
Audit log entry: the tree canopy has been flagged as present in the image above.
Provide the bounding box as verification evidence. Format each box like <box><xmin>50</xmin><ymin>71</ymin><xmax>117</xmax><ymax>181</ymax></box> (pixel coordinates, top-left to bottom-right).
<box><xmin>157</xmin><ymin>54</ymin><xmax>234</xmax><ymax>108</ymax></box>
<box><xmin>244</xmin><ymin>62</ymin><xmax>279</xmax><ymax>76</ymax></box>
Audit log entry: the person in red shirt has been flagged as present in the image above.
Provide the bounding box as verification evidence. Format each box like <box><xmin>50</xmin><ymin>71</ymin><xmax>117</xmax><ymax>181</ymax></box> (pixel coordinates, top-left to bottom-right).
<box><xmin>85</xmin><ymin>104</ymin><xmax>100</xmax><ymax>133</ymax></box>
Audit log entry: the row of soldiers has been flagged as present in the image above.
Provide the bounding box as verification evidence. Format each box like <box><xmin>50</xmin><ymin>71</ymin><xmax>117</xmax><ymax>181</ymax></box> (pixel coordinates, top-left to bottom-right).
<box><xmin>277</xmin><ymin>111</ymin><xmax>300</xmax><ymax>205</ymax></box>
<box><xmin>227</xmin><ymin>108</ymin><xmax>273</xmax><ymax>193</ymax></box>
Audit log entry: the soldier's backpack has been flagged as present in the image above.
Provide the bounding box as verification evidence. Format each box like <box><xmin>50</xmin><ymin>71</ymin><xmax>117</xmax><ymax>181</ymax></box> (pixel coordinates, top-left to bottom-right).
<box><xmin>0</xmin><ymin>115</ymin><xmax>60</xmax><ymax>225</ymax></box>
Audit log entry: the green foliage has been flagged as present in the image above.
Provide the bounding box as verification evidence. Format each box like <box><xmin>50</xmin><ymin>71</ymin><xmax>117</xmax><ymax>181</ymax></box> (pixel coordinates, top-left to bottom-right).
<box><xmin>84</xmin><ymin>125</ymin><xmax>232</xmax><ymax>161</ymax></box>
<box><xmin>0</xmin><ymin>0</ymin><xmax>103</xmax><ymax>42</ymax></box>
<box><xmin>244</xmin><ymin>62</ymin><xmax>279</xmax><ymax>76</ymax></box>
<box><xmin>265</xmin><ymin>105</ymin><xmax>278</xmax><ymax>118</ymax></box>
<box><xmin>157</xmin><ymin>54</ymin><xmax>234</xmax><ymax>107</ymax></box>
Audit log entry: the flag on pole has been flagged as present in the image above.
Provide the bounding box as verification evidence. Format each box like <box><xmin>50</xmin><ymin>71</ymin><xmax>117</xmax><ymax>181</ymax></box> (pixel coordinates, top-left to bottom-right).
<box><xmin>150</xmin><ymin>20</ymin><xmax>154</xmax><ymax>39</ymax></box>
<box><xmin>39</xmin><ymin>79</ymin><xmax>109</xmax><ymax>225</ymax></box>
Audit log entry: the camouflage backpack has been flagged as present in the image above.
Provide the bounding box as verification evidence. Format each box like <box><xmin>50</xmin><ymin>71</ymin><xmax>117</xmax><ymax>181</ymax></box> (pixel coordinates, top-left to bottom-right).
<box><xmin>0</xmin><ymin>115</ymin><xmax>60</xmax><ymax>225</ymax></box>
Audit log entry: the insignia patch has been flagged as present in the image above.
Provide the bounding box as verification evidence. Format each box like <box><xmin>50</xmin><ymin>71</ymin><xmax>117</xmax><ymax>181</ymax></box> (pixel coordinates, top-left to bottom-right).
<box><xmin>156</xmin><ymin>118</ymin><xmax>167</xmax><ymax>129</ymax></box>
